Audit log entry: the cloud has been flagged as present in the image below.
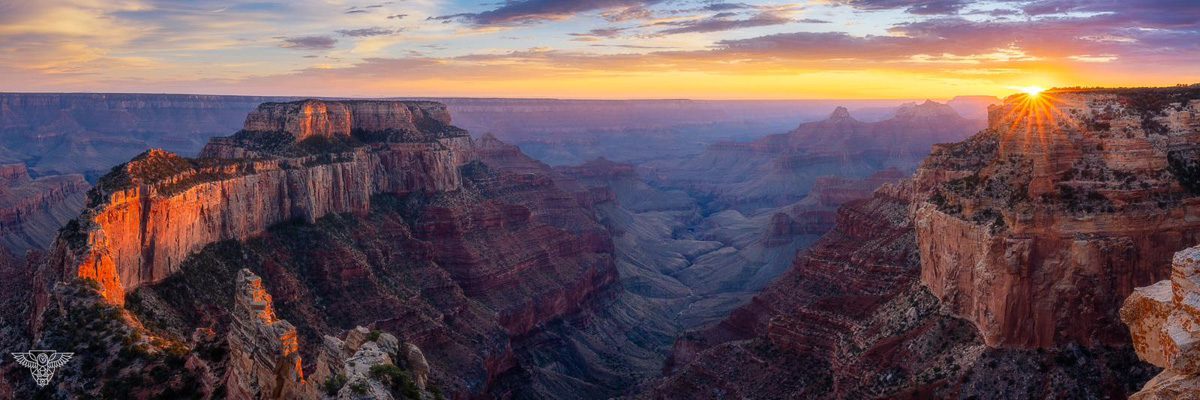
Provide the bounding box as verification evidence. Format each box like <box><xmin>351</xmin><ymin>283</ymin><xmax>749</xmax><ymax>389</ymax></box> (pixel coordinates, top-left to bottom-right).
<box><xmin>1019</xmin><ymin>0</ymin><xmax>1200</xmax><ymax>29</ymax></box>
<box><xmin>569</xmin><ymin>27</ymin><xmax>628</xmax><ymax>41</ymax></box>
<box><xmin>834</xmin><ymin>0</ymin><xmax>968</xmax><ymax>15</ymax></box>
<box><xmin>1069</xmin><ymin>54</ymin><xmax>1118</xmax><ymax>63</ymax></box>
<box><xmin>704</xmin><ymin>3</ymin><xmax>753</xmax><ymax>11</ymax></box>
<box><xmin>280</xmin><ymin>36</ymin><xmax>337</xmax><ymax>50</ymax></box>
<box><xmin>432</xmin><ymin>0</ymin><xmax>664</xmax><ymax>26</ymax></box>
<box><xmin>654</xmin><ymin>10</ymin><xmax>795</xmax><ymax>35</ymax></box>
<box><xmin>601</xmin><ymin>5</ymin><xmax>655</xmax><ymax>22</ymax></box>
<box><xmin>336</xmin><ymin>27</ymin><xmax>397</xmax><ymax>37</ymax></box>
<box><xmin>387</xmin><ymin>14</ymin><xmax>407</xmax><ymax>19</ymax></box>
<box><xmin>344</xmin><ymin>4</ymin><xmax>387</xmax><ymax>14</ymax></box>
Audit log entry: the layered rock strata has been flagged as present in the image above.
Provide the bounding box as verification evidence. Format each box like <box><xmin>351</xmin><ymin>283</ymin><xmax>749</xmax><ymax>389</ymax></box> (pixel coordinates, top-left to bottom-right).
<box><xmin>45</xmin><ymin>100</ymin><xmax>472</xmax><ymax>305</ymax></box>
<box><xmin>24</xmin><ymin>99</ymin><xmax>617</xmax><ymax>398</ymax></box>
<box><xmin>1123</xmin><ymin>245</ymin><xmax>1200</xmax><ymax>399</ymax></box>
<box><xmin>225</xmin><ymin>268</ymin><xmax>312</xmax><ymax>399</ymax></box>
<box><xmin>647</xmin><ymin>87</ymin><xmax>1200</xmax><ymax>398</ymax></box>
<box><xmin>917</xmin><ymin>87</ymin><xmax>1200</xmax><ymax>348</ymax></box>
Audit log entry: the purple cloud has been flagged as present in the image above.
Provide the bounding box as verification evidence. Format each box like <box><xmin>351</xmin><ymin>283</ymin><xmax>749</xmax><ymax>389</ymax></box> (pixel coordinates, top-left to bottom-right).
<box><xmin>336</xmin><ymin>27</ymin><xmax>397</xmax><ymax>37</ymax></box>
<box><xmin>656</xmin><ymin>11</ymin><xmax>794</xmax><ymax>35</ymax></box>
<box><xmin>433</xmin><ymin>0</ymin><xmax>665</xmax><ymax>26</ymax></box>
<box><xmin>834</xmin><ymin>0</ymin><xmax>969</xmax><ymax>15</ymax></box>
<box><xmin>280</xmin><ymin>36</ymin><xmax>337</xmax><ymax>50</ymax></box>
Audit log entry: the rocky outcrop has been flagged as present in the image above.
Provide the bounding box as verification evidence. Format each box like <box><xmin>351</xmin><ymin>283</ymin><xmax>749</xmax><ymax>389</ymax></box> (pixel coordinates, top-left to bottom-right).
<box><xmin>44</xmin><ymin>100</ymin><xmax>474</xmax><ymax>305</ymax></box>
<box><xmin>225</xmin><ymin>269</ymin><xmax>313</xmax><ymax>400</ymax></box>
<box><xmin>239</xmin><ymin>99</ymin><xmax>458</xmax><ymax>142</ymax></box>
<box><xmin>650</xmin><ymin>180</ymin><xmax>1156</xmax><ymax>399</ymax></box>
<box><xmin>308</xmin><ymin>326</ymin><xmax>436</xmax><ymax>400</ymax></box>
<box><xmin>1123</xmin><ymin>245</ymin><xmax>1200</xmax><ymax>399</ymax></box>
<box><xmin>0</xmin><ymin>163</ymin><xmax>88</xmax><ymax>254</ymax></box>
<box><xmin>647</xmin><ymin>87</ymin><xmax>1200</xmax><ymax>398</ymax></box>
<box><xmin>23</xmin><ymin>99</ymin><xmax>619</xmax><ymax>398</ymax></box>
<box><xmin>917</xmin><ymin>87</ymin><xmax>1200</xmax><ymax>348</ymax></box>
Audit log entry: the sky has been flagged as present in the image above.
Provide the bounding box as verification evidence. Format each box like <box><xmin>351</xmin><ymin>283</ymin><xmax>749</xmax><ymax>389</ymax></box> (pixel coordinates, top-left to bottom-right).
<box><xmin>0</xmin><ymin>0</ymin><xmax>1197</xmax><ymax>99</ymax></box>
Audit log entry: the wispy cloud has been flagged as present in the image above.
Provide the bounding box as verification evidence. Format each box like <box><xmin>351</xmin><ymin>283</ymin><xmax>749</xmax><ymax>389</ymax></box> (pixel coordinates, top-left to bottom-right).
<box><xmin>280</xmin><ymin>36</ymin><xmax>337</xmax><ymax>50</ymax></box>
<box><xmin>337</xmin><ymin>27</ymin><xmax>399</xmax><ymax>37</ymax></box>
<box><xmin>432</xmin><ymin>0</ymin><xmax>665</xmax><ymax>26</ymax></box>
<box><xmin>833</xmin><ymin>0</ymin><xmax>969</xmax><ymax>15</ymax></box>
<box><xmin>654</xmin><ymin>9</ymin><xmax>795</xmax><ymax>35</ymax></box>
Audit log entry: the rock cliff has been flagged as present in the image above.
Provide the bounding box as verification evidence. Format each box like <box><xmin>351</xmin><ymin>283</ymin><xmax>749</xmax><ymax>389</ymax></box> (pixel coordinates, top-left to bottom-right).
<box><xmin>647</xmin><ymin>87</ymin><xmax>1200</xmax><ymax>398</ymax></box>
<box><xmin>20</xmin><ymin>99</ymin><xmax>617</xmax><ymax>398</ymax></box>
<box><xmin>225</xmin><ymin>269</ymin><xmax>312</xmax><ymax>399</ymax></box>
<box><xmin>240</xmin><ymin>99</ymin><xmax>455</xmax><ymax>141</ymax></box>
<box><xmin>1123</xmin><ymin>245</ymin><xmax>1200</xmax><ymax>399</ymax></box>
<box><xmin>917</xmin><ymin>87</ymin><xmax>1200</xmax><ymax>348</ymax></box>
<box><xmin>44</xmin><ymin>100</ymin><xmax>472</xmax><ymax>305</ymax></box>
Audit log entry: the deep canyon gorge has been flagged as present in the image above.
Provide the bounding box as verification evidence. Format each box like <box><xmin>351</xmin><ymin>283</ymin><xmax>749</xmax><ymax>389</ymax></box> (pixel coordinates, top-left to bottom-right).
<box><xmin>0</xmin><ymin>86</ymin><xmax>1197</xmax><ymax>399</ymax></box>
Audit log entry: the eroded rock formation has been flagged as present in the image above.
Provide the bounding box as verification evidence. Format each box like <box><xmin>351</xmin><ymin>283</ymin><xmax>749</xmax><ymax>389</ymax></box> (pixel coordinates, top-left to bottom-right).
<box><xmin>225</xmin><ymin>268</ymin><xmax>312</xmax><ymax>399</ymax></box>
<box><xmin>1123</xmin><ymin>245</ymin><xmax>1200</xmax><ymax>399</ymax></box>
<box><xmin>22</xmin><ymin>99</ymin><xmax>617</xmax><ymax>398</ymax></box>
<box><xmin>44</xmin><ymin>100</ymin><xmax>472</xmax><ymax>305</ymax></box>
<box><xmin>648</xmin><ymin>87</ymin><xmax>1200</xmax><ymax>398</ymax></box>
<box><xmin>917</xmin><ymin>87</ymin><xmax>1200</xmax><ymax>348</ymax></box>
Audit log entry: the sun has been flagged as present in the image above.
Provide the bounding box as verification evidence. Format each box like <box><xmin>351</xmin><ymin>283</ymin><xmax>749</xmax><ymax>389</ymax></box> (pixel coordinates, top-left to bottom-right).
<box><xmin>1019</xmin><ymin>86</ymin><xmax>1047</xmax><ymax>97</ymax></box>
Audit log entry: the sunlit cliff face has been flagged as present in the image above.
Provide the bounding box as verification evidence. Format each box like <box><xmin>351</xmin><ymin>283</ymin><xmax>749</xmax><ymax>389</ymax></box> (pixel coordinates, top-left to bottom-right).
<box><xmin>996</xmin><ymin>89</ymin><xmax>1079</xmax><ymax>154</ymax></box>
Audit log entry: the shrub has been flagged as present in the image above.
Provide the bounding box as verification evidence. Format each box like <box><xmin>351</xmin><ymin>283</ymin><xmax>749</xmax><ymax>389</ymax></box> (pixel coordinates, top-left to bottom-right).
<box><xmin>370</xmin><ymin>364</ymin><xmax>420</xmax><ymax>399</ymax></box>
<box><xmin>323</xmin><ymin>374</ymin><xmax>348</xmax><ymax>396</ymax></box>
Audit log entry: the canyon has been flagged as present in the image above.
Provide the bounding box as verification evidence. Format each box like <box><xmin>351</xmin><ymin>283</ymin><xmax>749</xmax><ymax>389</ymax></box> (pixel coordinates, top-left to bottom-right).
<box><xmin>8</xmin><ymin>88</ymin><xmax>1191</xmax><ymax>399</ymax></box>
<box><xmin>645</xmin><ymin>100</ymin><xmax>985</xmax><ymax>212</ymax></box>
<box><xmin>649</xmin><ymin>86</ymin><xmax>1200</xmax><ymax>398</ymax></box>
<box><xmin>7</xmin><ymin>99</ymin><xmax>619</xmax><ymax>398</ymax></box>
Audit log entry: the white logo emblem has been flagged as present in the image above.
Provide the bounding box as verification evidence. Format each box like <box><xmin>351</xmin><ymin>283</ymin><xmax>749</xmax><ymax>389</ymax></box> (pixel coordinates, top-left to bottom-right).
<box><xmin>11</xmin><ymin>350</ymin><xmax>73</xmax><ymax>387</ymax></box>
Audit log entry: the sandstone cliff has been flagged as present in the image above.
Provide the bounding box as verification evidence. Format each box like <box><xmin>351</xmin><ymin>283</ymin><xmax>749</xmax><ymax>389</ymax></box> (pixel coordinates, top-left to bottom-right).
<box><xmin>21</xmin><ymin>99</ymin><xmax>617</xmax><ymax>398</ymax></box>
<box><xmin>917</xmin><ymin>87</ymin><xmax>1200</xmax><ymax>348</ymax></box>
<box><xmin>225</xmin><ymin>268</ymin><xmax>312</xmax><ymax>399</ymax></box>
<box><xmin>647</xmin><ymin>87</ymin><xmax>1200</xmax><ymax>398</ymax></box>
<box><xmin>45</xmin><ymin>100</ymin><xmax>472</xmax><ymax>305</ymax></box>
<box><xmin>1123</xmin><ymin>245</ymin><xmax>1200</xmax><ymax>399</ymax></box>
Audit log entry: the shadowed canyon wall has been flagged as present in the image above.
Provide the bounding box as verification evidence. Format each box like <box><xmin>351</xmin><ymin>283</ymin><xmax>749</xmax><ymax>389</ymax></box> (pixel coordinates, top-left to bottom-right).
<box><xmin>650</xmin><ymin>87</ymin><xmax>1200</xmax><ymax>398</ymax></box>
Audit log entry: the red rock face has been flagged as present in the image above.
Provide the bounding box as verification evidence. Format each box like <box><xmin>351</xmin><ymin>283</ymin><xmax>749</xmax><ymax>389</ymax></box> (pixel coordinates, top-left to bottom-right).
<box><xmin>647</xmin><ymin>88</ymin><xmax>1200</xmax><ymax>399</ymax></box>
<box><xmin>651</xmin><ymin>182</ymin><xmax>1156</xmax><ymax>399</ymax></box>
<box><xmin>43</xmin><ymin>101</ymin><xmax>476</xmax><ymax>305</ymax></box>
<box><xmin>27</xmin><ymin>99</ymin><xmax>618</xmax><ymax>398</ymax></box>
<box><xmin>225</xmin><ymin>269</ymin><xmax>313</xmax><ymax>400</ymax></box>
<box><xmin>916</xmin><ymin>88</ymin><xmax>1200</xmax><ymax>348</ymax></box>
<box><xmin>240</xmin><ymin>99</ymin><xmax>454</xmax><ymax>141</ymax></box>
<box><xmin>1123</xmin><ymin>246</ymin><xmax>1200</xmax><ymax>398</ymax></box>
